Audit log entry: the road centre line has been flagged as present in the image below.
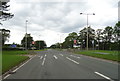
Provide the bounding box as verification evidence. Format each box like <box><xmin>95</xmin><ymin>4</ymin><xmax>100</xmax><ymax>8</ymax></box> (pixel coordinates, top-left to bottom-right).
<box><xmin>53</xmin><ymin>55</ymin><xmax>58</xmax><ymax>59</ymax></box>
<box><xmin>95</xmin><ymin>72</ymin><xmax>114</xmax><ymax>81</ymax></box>
<box><xmin>66</xmin><ymin>57</ymin><xmax>79</xmax><ymax>64</ymax></box>
<box><xmin>45</xmin><ymin>54</ymin><xmax>46</xmax><ymax>57</ymax></box>
<box><xmin>42</xmin><ymin>57</ymin><xmax>46</xmax><ymax>66</ymax></box>
<box><xmin>40</xmin><ymin>56</ymin><xmax>43</xmax><ymax>59</ymax></box>
<box><xmin>3</xmin><ymin>55</ymin><xmax>35</xmax><ymax>79</ymax></box>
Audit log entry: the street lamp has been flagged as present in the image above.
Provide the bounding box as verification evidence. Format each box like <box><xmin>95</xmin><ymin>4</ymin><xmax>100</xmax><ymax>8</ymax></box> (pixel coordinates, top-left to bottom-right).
<box><xmin>25</xmin><ymin>20</ymin><xmax>28</xmax><ymax>50</ymax></box>
<box><xmin>80</xmin><ymin>13</ymin><xmax>95</xmax><ymax>50</ymax></box>
<box><xmin>39</xmin><ymin>35</ymin><xmax>41</xmax><ymax>50</ymax></box>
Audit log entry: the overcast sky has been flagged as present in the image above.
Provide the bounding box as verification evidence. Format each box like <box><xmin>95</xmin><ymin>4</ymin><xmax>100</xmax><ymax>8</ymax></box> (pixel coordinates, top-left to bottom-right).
<box><xmin>0</xmin><ymin>0</ymin><xmax>119</xmax><ymax>47</ymax></box>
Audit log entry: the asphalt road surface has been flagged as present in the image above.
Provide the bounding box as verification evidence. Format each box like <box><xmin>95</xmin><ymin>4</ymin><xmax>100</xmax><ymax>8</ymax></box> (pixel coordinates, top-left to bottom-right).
<box><xmin>4</xmin><ymin>49</ymin><xmax>119</xmax><ymax>80</ymax></box>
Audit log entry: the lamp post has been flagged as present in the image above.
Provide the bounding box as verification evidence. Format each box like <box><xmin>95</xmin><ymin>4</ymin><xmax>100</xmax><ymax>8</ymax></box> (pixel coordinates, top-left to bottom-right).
<box><xmin>39</xmin><ymin>35</ymin><xmax>41</xmax><ymax>50</ymax></box>
<box><xmin>25</xmin><ymin>20</ymin><xmax>28</xmax><ymax>50</ymax></box>
<box><xmin>80</xmin><ymin>13</ymin><xmax>95</xmax><ymax>50</ymax></box>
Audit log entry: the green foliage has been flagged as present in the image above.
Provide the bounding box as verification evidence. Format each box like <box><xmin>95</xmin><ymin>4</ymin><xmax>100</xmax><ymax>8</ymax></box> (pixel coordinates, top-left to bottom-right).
<box><xmin>60</xmin><ymin>22</ymin><xmax>119</xmax><ymax>50</ymax></box>
<box><xmin>78</xmin><ymin>26</ymin><xmax>95</xmax><ymax>49</ymax></box>
<box><xmin>62</xmin><ymin>32</ymin><xmax>78</xmax><ymax>48</ymax></box>
<box><xmin>34</xmin><ymin>40</ymin><xmax>47</xmax><ymax>49</ymax></box>
<box><xmin>0</xmin><ymin>29</ymin><xmax>10</xmax><ymax>45</ymax></box>
<box><xmin>0</xmin><ymin>1</ymin><xmax>14</xmax><ymax>23</ymax></box>
<box><xmin>21</xmin><ymin>34</ymin><xmax>34</xmax><ymax>49</ymax></box>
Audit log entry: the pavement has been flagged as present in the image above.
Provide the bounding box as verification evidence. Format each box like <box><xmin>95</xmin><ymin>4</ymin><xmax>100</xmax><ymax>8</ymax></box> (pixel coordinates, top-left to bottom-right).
<box><xmin>3</xmin><ymin>49</ymin><xmax>119</xmax><ymax>80</ymax></box>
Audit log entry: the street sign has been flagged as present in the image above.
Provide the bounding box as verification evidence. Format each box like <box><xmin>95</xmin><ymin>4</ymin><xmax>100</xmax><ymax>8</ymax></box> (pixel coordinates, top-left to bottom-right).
<box><xmin>74</xmin><ymin>40</ymin><xmax>77</xmax><ymax>44</ymax></box>
<box><xmin>10</xmin><ymin>44</ymin><xmax>16</xmax><ymax>48</ymax></box>
<box><xmin>32</xmin><ymin>41</ymin><xmax>35</xmax><ymax>44</ymax></box>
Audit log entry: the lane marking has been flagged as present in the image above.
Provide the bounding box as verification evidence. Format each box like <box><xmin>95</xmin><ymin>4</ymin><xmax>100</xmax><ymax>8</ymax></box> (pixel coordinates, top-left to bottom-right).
<box><xmin>53</xmin><ymin>55</ymin><xmax>58</xmax><ymax>59</ymax></box>
<box><xmin>95</xmin><ymin>72</ymin><xmax>114</xmax><ymax>81</ymax></box>
<box><xmin>42</xmin><ymin>58</ymin><xmax>46</xmax><ymax>66</ymax></box>
<box><xmin>3</xmin><ymin>55</ymin><xmax>35</xmax><ymax>79</ymax></box>
<box><xmin>70</xmin><ymin>55</ymin><xmax>80</xmax><ymax>59</ymax></box>
<box><xmin>45</xmin><ymin>54</ymin><xmax>46</xmax><ymax>57</ymax></box>
<box><xmin>3</xmin><ymin>74</ymin><xmax>10</xmax><ymax>80</ymax></box>
<box><xmin>38</xmin><ymin>56</ymin><xmax>41</xmax><ymax>58</ymax></box>
<box><xmin>40</xmin><ymin>56</ymin><xmax>43</xmax><ymax>59</ymax></box>
<box><xmin>60</xmin><ymin>54</ymin><xmax>63</xmax><ymax>56</ymax></box>
<box><xmin>66</xmin><ymin>57</ymin><xmax>79</xmax><ymax>64</ymax></box>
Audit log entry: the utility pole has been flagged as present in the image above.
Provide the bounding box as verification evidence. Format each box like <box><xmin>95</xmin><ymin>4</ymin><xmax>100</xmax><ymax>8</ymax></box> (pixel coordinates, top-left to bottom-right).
<box><xmin>25</xmin><ymin>20</ymin><xmax>28</xmax><ymax>50</ymax></box>
<box><xmin>80</xmin><ymin>13</ymin><xmax>95</xmax><ymax>50</ymax></box>
<box><xmin>39</xmin><ymin>35</ymin><xmax>41</xmax><ymax>50</ymax></box>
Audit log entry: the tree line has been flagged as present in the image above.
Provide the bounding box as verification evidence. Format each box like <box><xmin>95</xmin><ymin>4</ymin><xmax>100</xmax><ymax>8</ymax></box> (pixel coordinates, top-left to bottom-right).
<box><xmin>50</xmin><ymin>21</ymin><xmax>120</xmax><ymax>50</ymax></box>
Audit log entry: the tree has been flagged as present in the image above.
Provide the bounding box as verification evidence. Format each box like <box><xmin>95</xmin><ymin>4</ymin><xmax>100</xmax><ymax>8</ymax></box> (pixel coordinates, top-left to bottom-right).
<box><xmin>34</xmin><ymin>40</ymin><xmax>47</xmax><ymax>49</ymax></box>
<box><xmin>103</xmin><ymin>26</ymin><xmax>113</xmax><ymax>50</ymax></box>
<box><xmin>113</xmin><ymin>21</ymin><xmax>120</xmax><ymax>50</ymax></box>
<box><xmin>96</xmin><ymin>29</ymin><xmax>103</xmax><ymax>50</ymax></box>
<box><xmin>0</xmin><ymin>29</ymin><xmax>10</xmax><ymax>45</ymax></box>
<box><xmin>114</xmin><ymin>21</ymin><xmax>120</xmax><ymax>42</ymax></box>
<box><xmin>21</xmin><ymin>34</ymin><xmax>34</xmax><ymax>49</ymax></box>
<box><xmin>78</xmin><ymin>26</ymin><xmax>95</xmax><ymax>49</ymax></box>
<box><xmin>0</xmin><ymin>0</ymin><xmax>14</xmax><ymax>24</ymax></box>
<box><xmin>62</xmin><ymin>32</ymin><xmax>78</xmax><ymax>48</ymax></box>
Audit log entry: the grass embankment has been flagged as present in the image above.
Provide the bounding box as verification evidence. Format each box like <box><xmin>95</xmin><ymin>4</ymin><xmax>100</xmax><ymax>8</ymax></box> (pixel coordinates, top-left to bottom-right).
<box><xmin>76</xmin><ymin>50</ymin><xmax>120</xmax><ymax>62</ymax></box>
<box><xmin>2</xmin><ymin>51</ymin><xmax>29</xmax><ymax>74</ymax></box>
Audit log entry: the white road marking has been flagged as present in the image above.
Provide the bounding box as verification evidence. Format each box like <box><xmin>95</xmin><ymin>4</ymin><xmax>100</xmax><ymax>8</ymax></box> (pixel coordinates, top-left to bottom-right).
<box><xmin>95</xmin><ymin>72</ymin><xmax>114</xmax><ymax>81</ymax></box>
<box><xmin>3</xmin><ymin>74</ymin><xmax>10</xmax><ymax>80</ymax></box>
<box><xmin>42</xmin><ymin>58</ymin><xmax>46</xmax><ymax>66</ymax></box>
<box><xmin>3</xmin><ymin>55</ymin><xmax>35</xmax><ymax>79</ymax></box>
<box><xmin>66</xmin><ymin>57</ymin><xmax>79</xmax><ymax>64</ymax></box>
<box><xmin>38</xmin><ymin>56</ymin><xmax>41</xmax><ymax>58</ymax></box>
<box><xmin>70</xmin><ymin>55</ymin><xmax>80</xmax><ymax>59</ymax></box>
<box><xmin>53</xmin><ymin>55</ymin><xmax>58</xmax><ymax>59</ymax></box>
<box><xmin>45</xmin><ymin>54</ymin><xmax>46</xmax><ymax>57</ymax></box>
<box><xmin>40</xmin><ymin>56</ymin><xmax>43</xmax><ymax>59</ymax></box>
<box><xmin>60</xmin><ymin>54</ymin><xmax>63</xmax><ymax>56</ymax></box>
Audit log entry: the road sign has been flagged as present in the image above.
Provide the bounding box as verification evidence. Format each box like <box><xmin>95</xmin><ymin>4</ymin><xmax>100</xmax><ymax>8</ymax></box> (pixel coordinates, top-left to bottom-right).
<box><xmin>74</xmin><ymin>40</ymin><xmax>77</xmax><ymax>44</ymax></box>
<box><xmin>32</xmin><ymin>41</ymin><xmax>35</xmax><ymax>44</ymax></box>
<box><xmin>10</xmin><ymin>44</ymin><xmax>16</xmax><ymax>48</ymax></box>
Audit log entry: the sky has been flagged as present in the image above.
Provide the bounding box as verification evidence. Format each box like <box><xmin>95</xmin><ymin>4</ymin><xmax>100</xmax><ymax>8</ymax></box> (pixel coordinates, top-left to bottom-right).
<box><xmin>0</xmin><ymin>0</ymin><xmax>119</xmax><ymax>47</ymax></box>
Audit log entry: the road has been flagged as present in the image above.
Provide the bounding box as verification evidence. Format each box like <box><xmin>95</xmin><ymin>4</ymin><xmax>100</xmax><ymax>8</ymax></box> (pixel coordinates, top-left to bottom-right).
<box><xmin>4</xmin><ymin>49</ymin><xmax>119</xmax><ymax>80</ymax></box>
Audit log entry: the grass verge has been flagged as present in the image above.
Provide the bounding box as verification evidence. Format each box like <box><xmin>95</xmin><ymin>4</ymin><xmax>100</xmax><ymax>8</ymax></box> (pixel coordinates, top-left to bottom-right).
<box><xmin>76</xmin><ymin>50</ymin><xmax>120</xmax><ymax>62</ymax></box>
<box><xmin>1</xmin><ymin>51</ymin><xmax>29</xmax><ymax>74</ymax></box>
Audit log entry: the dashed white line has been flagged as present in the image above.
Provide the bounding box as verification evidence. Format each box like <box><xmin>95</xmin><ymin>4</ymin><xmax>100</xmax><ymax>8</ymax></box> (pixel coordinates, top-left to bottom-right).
<box><xmin>60</xmin><ymin>54</ymin><xmax>63</xmax><ymax>56</ymax></box>
<box><xmin>40</xmin><ymin>56</ymin><xmax>43</xmax><ymax>59</ymax></box>
<box><xmin>42</xmin><ymin>57</ymin><xmax>46</xmax><ymax>66</ymax></box>
<box><xmin>53</xmin><ymin>55</ymin><xmax>58</xmax><ymax>59</ymax></box>
<box><xmin>70</xmin><ymin>55</ymin><xmax>80</xmax><ymax>59</ymax></box>
<box><xmin>45</xmin><ymin>54</ymin><xmax>47</xmax><ymax>57</ymax></box>
<box><xmin>95</xmin><ymin>72</ymin><xmax>114</xmax><ymax>81</ymax></box>
<box><xmin>66</xmin><ymin>57</ymin><xmax>79</xmax><ymax>64</ymax></box>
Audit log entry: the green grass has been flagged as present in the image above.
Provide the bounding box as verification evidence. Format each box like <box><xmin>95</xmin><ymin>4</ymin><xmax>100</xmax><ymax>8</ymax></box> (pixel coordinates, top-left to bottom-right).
<box><xmin>76</xmin><ymin>50</ymin><xmax>120</xmax><ymax>62</ymax></box>
<box><xmin>1</xmin><ymin>51</ymin><xmax>29</xmax><ymax>74</ymax></box>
